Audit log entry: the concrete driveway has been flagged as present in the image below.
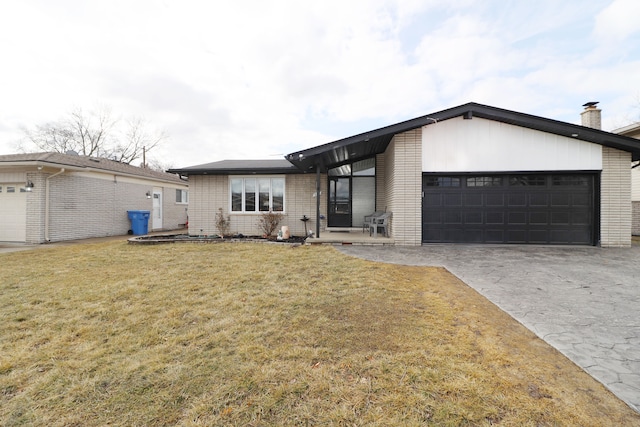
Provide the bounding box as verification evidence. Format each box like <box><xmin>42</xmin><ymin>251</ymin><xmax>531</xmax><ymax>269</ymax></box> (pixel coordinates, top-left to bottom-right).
<box><xmin>337</xmin><ymin>244</ymin><xmax>640</xmax><ymax>413</ymax></box>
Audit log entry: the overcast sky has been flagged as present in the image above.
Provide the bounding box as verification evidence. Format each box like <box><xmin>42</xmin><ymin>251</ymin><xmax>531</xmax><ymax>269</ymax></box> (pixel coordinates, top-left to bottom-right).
<box><xmin>1</xmin><ymin>0</ymin><xmax>639</xmax><ymax>169</ymax></box>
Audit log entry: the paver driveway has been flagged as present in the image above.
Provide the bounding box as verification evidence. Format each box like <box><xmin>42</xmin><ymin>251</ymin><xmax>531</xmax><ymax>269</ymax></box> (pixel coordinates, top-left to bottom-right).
<box><xmin>337</xmin><ymin>244</ymin><xmax>640</xmax><ymax>412</ymax></box>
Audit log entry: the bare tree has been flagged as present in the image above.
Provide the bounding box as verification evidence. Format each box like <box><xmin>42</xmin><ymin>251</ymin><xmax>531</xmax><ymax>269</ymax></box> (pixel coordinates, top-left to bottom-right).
<box><xmin>145</xmin><ymin>157</ymin><xmax>175</xmax><ymax>173</ymax></box>
<box><xmin>21</xmin><ymin>106</ymin><xmax>166</xmax><ymax>165</ymax></box>
<box><xmin>21</xmin><ymin>123</ymin><xmax>76</xmax><ymax>154</ymax></box>
<box><xmin>110</xmin><ymin>116</ymin><xmax>167</xmax><ymax>165</ymax></box>
<box><xmin>67</xmin><ymin>106</ymin><xmax>116</xmax><ymax>157</ymax></box>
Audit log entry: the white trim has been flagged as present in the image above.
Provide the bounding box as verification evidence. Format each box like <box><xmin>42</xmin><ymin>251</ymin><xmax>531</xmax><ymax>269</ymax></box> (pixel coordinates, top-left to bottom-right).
<box><xmin>175</xmin><ymin>188</ymin><xmax>189</xmax><ymax>204</ymax></box>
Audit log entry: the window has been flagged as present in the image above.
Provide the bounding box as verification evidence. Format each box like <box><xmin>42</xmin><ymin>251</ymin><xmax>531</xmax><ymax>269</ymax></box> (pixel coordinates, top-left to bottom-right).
<box><xmin>424</xmin><ymin>177</ymin><xmax>460</xmax><ymax>187</ymax></box>
<box><xmin>176</xmin><ymin>189</ymin><xmax>188</xmax><ymax>204</ymax></box>
<box><xmin>7</xmin><ymin>186</ymin><xmax>15</xmax><ymax>193</ymax></box>
<box><xmin>467</xmin><ymin>176</ymin><xmax>502</xmax><ymax>187</ymax></box>
<box><xmin>352</xmin><ymin>158</ymin><xmax>375</xmax><ymax>176</ymax></box>
<box><xmin>328</xmin><ymin>158</ymin><xmax>376</xmax><ymax>177</ymax></box>
<box><xmin>509</xmin><ymin>176</ymin><xmax>546</xmax><ymax>186</ymax></box>
<box><xmin>552</xmin><ymin>175</ymin><xmax>589</xmax><ymax>186</ymax></box>
<box><xmin>230</xmin><ymin>177</ymin><xmax>285</xmax><ymax>212</ymax></box>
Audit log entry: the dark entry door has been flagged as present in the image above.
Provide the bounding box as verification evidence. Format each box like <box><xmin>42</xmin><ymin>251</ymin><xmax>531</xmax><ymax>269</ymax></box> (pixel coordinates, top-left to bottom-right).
<box><xmin>328</xmin><ymin>177</ymin><xmax>351</xmax><ymax>227</ymax></box>
<box><xmin>422</xmin><ymin>173</ymin><xmax>595</xmax><ymax>245</ymax></box>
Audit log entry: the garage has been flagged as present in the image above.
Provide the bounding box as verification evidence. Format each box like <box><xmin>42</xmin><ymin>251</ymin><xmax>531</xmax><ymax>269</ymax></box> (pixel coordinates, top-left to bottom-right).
<box><xmin>0</xmin><ymin>183</ymin><xmax>27</xmax><ymax>242</ymax></box>
<box><xmin>422</xmin><ymin>173</ymin><xmax>596</xmax><ymax>245</ymax></box>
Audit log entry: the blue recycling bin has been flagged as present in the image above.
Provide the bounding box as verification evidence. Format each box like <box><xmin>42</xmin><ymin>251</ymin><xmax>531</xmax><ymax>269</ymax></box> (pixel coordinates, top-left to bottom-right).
<box><xmin>127</xmin><ymin>210</ymin><xmax>150</xmax><ymax>235</ymax></box>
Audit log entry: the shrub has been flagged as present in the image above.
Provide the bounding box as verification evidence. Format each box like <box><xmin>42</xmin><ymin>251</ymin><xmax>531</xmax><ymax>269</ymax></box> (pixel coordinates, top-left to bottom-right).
<box><xmin>215</xmin><ymin>208</ymin><xmax>231</xmax><ymax>237</ymax></box>
<box><xmin>257</xmin><ymin>211</ymin><xmax>284</xmax><ymax>237</ymax></box>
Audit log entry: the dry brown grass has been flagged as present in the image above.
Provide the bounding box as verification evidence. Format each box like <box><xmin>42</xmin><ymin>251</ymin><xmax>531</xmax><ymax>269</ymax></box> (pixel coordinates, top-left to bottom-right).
<box><xmin>0</xmin><ymin>241</ymin><xmax>638</xmax><ymax>426</ymax></box>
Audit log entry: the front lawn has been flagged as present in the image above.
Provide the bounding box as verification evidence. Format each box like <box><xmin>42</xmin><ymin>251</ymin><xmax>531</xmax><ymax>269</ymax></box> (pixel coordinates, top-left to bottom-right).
<box><xmin>1</xmin><ymin>242</ymin><xmax>637</xmax><ymax>426</ymax></box>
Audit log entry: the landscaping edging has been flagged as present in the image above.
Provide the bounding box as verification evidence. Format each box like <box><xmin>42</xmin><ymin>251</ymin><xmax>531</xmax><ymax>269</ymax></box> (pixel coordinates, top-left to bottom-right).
<box><xmin>127</xmin><ymin>234</ymin><xmax>306</xmax><ymax>246</ymax></box>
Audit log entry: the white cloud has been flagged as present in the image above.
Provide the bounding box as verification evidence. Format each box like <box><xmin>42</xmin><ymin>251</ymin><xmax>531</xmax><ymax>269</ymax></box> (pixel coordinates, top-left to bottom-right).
<box><xmin>594</xmin><ymin>0</ymin><xmax>640</xmax><ymax>42</ymax></box>
<box><xmin>0</xmin><ymin>0</ymin><xmax>638</xmax><ymax>167</ymax></box>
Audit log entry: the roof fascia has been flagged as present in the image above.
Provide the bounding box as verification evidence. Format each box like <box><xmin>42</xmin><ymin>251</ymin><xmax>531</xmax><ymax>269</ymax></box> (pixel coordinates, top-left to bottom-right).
<box><xmin>0</xmin><ymin>159</ymin><xmax>185</xmax><ymax>185</ymax></box>
<box><xmin>168</xmin><ymin>167</ymin><xmax>302</xmax><ymax>176</ymax></box>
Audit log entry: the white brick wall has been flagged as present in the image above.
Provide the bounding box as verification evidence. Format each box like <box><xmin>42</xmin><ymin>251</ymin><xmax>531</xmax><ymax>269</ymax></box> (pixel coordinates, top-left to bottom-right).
<box><xmin>383</xmin><ymin>129</ymin><xmax>422</xmax><ymax>246</ymax></box>
<box><xmin>189</xmin><ymin>173</ymin><xmax>327</xmax><ymax>237</ymax></box>
<box><xmin>24</xmin><ymin>171</ymin><xmax>187</xmax><ymax>243</ymax></box>
<box><xmin>600</xmin><ymin>147</ymin><xmax>632</xmax><ymax>247</ymax></box>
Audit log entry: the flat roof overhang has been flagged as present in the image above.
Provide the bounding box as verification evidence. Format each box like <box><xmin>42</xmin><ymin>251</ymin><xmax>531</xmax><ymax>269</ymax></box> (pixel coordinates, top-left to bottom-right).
<box><xmin>168</xmin><ymin>159</ymin><xmax>301</xmax><ymax>176</ymax></box>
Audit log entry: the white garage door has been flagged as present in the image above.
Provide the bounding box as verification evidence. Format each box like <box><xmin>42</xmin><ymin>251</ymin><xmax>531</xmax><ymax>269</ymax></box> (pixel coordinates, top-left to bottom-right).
<box><xmin>0</xmin><ymin>183</ymin><xmax>27</xmax><ymax>242</ymax></box>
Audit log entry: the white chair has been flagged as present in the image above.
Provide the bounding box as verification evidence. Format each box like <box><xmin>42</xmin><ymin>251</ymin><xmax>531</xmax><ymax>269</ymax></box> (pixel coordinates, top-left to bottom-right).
<box><xmin>362</xmin><ymin>211</ymin><xmax>384</xmax><ymax>233</ymax></box>
<box><xmin>368</xmin><ymin>212</ymin><xmax>391</xmax><ymax>237</ymax></box>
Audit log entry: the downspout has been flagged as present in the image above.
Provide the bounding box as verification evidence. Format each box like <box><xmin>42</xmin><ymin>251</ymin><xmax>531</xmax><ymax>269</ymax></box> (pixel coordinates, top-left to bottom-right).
<box><xmin>316</xmin><ymin>164</ymin><xmax>321</xmax><ymax>238</ymax></box>
<box><xmin>45</xmin><ymin>168</ymin><xmax>65</xmax><ymax>242</ymax></box>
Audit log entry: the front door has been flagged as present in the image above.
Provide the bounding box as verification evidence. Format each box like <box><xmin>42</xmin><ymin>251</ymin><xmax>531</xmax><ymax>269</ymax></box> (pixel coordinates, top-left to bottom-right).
<box><xmin>152</xmin><ymin>190</ymin><xmax>162</xmax><ymax>230</ymax></box>
<box><xmin>328</xmin><ymin>177</ymin><xmax>351</xmax><ymax>227</ymax></box>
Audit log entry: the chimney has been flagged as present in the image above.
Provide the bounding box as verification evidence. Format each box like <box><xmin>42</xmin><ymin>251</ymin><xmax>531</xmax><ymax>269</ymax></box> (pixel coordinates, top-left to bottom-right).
<box><xmin>581</xmin><ymin>101</ymin><xmax>601</xmax><ymax>129</ymax></box>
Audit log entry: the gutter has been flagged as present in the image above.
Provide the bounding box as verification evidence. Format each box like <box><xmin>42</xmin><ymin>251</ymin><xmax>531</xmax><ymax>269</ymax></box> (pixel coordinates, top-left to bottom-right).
<box><xmin>45</xmin><ymin>168</ymin><xmax>65</xmax><ymax>242</ymax></box>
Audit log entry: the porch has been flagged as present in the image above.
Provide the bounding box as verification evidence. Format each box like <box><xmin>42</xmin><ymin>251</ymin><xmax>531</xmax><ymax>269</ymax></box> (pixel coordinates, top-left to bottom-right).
<box><xmin>306</xmin><ymin>228</ymin><xmax>395</xmax><ymax>246</ymax></box>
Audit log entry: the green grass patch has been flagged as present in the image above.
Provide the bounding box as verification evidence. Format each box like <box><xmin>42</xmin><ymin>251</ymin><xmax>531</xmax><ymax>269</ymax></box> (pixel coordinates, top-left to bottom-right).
<box><xmin>0</xmin><ymin>242</ymin><xmax>637</xmax><ymax>426</ymax></box>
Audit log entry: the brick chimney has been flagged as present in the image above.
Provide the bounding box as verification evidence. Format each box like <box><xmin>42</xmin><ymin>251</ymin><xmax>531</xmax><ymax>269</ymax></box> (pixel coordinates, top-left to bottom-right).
<box><xmin>581</xmin><ymin>101</ymin><xmax>601</xmax><ymax>129</ymax></box>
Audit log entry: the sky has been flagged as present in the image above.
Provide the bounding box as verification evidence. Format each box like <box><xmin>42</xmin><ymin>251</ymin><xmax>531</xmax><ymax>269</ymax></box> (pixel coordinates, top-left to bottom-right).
<box><xmin>1</xmin><ymin>0</ymin><xmax>639</xmax><ymax>169</ymax></box>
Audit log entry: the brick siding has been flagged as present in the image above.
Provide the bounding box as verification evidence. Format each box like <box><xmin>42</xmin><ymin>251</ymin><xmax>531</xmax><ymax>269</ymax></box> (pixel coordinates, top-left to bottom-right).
<box><xmin>383</xmin><ymin>128</ymin><xmax>422</xmax><ymax>246</ymax></box>
<box><xmin>25</xmin><ymin>171</ymin><xmax>187</xmax><ymax>243</ymax></box>
<box><xmin>189</xmin><ymin>174</ymin><xmax>327</xmax><ymax>238</ymax></box>
<box><xmin>600</xmin><ymin>147</ymin><xmax>632</xmax><ymax>247</ymax></box>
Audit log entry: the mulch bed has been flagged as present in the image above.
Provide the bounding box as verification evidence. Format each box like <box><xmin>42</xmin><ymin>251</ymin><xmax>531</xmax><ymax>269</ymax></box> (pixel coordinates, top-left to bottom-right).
<box><xmin>128</xmin><ymin>234</ymin><xmax>307</xmax><ymax>245</ymax></box>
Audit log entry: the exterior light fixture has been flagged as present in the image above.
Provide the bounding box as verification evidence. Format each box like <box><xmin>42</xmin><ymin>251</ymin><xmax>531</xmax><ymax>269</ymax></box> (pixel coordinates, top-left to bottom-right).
<box><xmin>25</xmin><ymin>180</ymin><xmax>34</xmax><ymax>192</ymax></box>
<box><xmin>146</xmin><ymin>191</ymin><xmax>151</xmax><ymax>199</ymax></box>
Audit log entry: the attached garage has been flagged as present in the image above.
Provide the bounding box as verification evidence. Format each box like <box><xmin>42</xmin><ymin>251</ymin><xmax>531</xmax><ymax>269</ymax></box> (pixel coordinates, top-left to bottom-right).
<box><xmin>422</xmin><ymin>173</ymin><xmax>596</xmax><ymax>244</ymax></box>
<box><xmin>0</xmin><ymin>183</ymin><xmax>27</xmax><ymax>242</ymax></box>
<box><xmin>233</xmin><ymin>102</ymin><xmax>640</xmax><ymax>247</ymax></box>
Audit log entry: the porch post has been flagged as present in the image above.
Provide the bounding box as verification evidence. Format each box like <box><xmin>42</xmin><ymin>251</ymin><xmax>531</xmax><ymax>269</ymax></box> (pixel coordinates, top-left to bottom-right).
<box><xmin>316</xmin><ymin>163</ymin><xmax>321</xmax><ymax>238</ymax></box>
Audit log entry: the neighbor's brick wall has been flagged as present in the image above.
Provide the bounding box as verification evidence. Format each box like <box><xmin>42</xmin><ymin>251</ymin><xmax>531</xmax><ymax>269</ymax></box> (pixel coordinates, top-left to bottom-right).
<box><xmin>600</xmin><ymin>147</ymin><xmax>632</xmax><ymax>247</ymax></box>
<box><xmin>384</xmin><ymin>128</ymin><xmax>422</xmax><ymax>246</ymax></box>
<box><xmin>37</xmin><ymin>172</ymin><xmax>186</xmax><ymax>243</ymax></box>
<box><xmin>189</xmin><ymin>173</ymin><xmax>327</xmax><ymax>237</ymax></box>
<box><xmin>159</xmin><ymin>187</ymin><xmax>189</xmax><ymax>230</ymax></box>
<box><xmin>45</xmin><ymin>173</ymin><xmax>141</xmax><ymax>242</ymax></box>
<box><xmin>47</xmin><ymin>173</ymin><xmax>157</xmax><ymax>242</ymax></box>
<box><xmin>25</xmin><ymin>172</ymin><xmax>46</xmax><ymax>244</ymax></box>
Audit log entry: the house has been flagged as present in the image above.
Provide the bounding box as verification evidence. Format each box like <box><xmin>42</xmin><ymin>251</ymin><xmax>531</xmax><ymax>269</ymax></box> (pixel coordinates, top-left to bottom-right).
<box><xmin>0</xmin><ymin>152</ymin><xmax>188</xmax><ymax>243</ymax></box>
<box><xmin>613</xmin><ymin>121</ymin><xmax>640</xmax><ymax>235</ymax></box>
<box><xmin>169</xmin><ymin>102</ymin><xmax>640</xmax><ymax>247</ymax></box>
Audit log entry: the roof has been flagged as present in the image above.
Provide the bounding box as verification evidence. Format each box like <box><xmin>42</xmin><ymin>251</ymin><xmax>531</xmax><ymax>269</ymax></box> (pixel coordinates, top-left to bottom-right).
<box><xmin>168</xmin><ymin>159</ymin><xmax>300</xmax><ymax>175</ymax></box>
<box><xmin>613</xmin><ymin>122</ymin><xmax>640</xmax><ymax>139</ymax></box>
<box><xmin>0</xmin><ymin>152</ymin><xmax>186</xmax><ymax>184</ymax></box>
<box><xmin>286</xmin><ymin>102</ymin><xmax>640</xmax><ymax>171</ymax></box>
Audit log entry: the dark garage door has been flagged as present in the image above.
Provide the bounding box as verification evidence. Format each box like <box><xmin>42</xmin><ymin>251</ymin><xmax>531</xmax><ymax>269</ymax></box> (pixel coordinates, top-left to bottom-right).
<box><xmin>422</xmin><ymin>174</ymin><xmax>595</xmax><ymax>244</ymax></box>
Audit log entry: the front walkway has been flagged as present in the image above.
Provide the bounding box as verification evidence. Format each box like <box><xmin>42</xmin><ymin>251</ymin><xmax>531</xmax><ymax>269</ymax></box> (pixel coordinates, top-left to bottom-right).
<box><xmin>336</xmin><ymin>244</ymin><xmax>640</xmax><ymax>413</ymax></box>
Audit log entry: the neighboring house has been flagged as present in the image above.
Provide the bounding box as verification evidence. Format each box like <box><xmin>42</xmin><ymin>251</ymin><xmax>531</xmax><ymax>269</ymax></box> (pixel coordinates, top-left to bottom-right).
<box><xmin>169</xmin><ymin>102</ymin><xmax>640</xmax><ymax>247</ymax></box>
<box><xmin>0</xmin><ymin>152</ymin><xmax>188</xmax><ymax>243</ymax></box>
<box><xmin>613</xmin><ymin>121</ymin><xmax>640</xmax><ymax>235</ymax></box>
